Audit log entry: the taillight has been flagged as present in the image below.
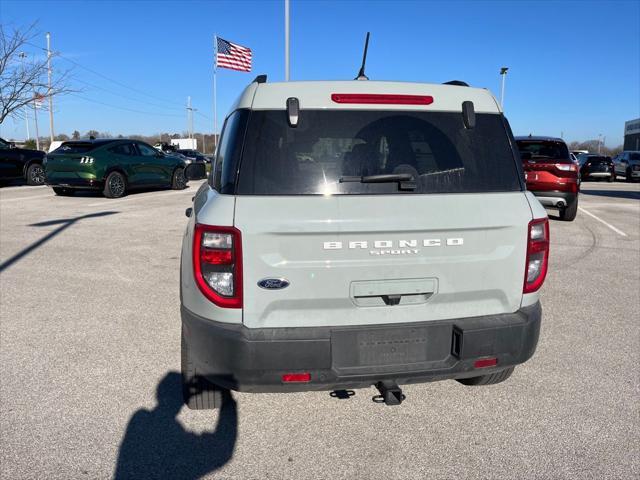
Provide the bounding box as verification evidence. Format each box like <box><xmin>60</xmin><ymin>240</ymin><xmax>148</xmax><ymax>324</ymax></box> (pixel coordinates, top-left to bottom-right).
<box><xmin>193</xmin><ymin>224</ymin><xmax>242</xmax><ymax>308</ymax></box>
<box><xmin>555</xmin><ymin>163</ymin><xmax>577</xmax><ymax>172</ymax></box>
<box><xmin>523</xmin><ymin>218</ymin><xmax>549</xmax><ymax>293</ymax></box>
<box><xmin>331</xmin><ymin>93</ymin><xmax>434</xmax><ymax>105</ymax></box>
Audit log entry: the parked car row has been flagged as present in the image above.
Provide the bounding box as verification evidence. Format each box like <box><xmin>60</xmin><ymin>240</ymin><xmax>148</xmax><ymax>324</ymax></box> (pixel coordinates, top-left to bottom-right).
<box><xmin>44</xmin><ymin>139</ymin><xmax>193</xmax><ymax>198</ymax></box>
<box><xmin>515</xmin><ymin>136</ymin><xmax>639</xmax><ymax>222</ymax></box>
<box><xmin>0</xmin><ymin>136</ymin><xmax>215</xmax><ymax>197</ymax></box>
<box><xmin>515</xmin><ymin>136</ymin><xmax>580</xmax><ymax>221</ymax></box>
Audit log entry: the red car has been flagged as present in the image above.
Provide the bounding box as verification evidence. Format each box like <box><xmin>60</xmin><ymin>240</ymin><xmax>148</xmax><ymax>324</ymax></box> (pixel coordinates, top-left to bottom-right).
<box><xmin>515</xmin><ymin>136</ymin><xmax>579</xmax><ymax>221</ymax></box>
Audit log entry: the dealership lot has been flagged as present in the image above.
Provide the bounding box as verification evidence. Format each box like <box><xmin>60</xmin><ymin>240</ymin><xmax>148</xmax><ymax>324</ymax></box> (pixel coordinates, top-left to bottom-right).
<box><xmin>0</xmin><ymin>181</ymin><xmax>638</xmax><ymax>479</ymax></box>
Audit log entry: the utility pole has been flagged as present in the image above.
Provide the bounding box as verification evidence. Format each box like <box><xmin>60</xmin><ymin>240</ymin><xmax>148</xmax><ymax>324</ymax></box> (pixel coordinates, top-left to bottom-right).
<box><xmin>187</xmin><ymin>96</ymin><xmax>192</xmax><ymax>139</ymax></box>
<box><xmin>500</xmin><ymin>67</ymin><xmax>509</xmax><ymax>110</ymax></box>
<box><xmin>186</xmin><ymin>97</ymin><xmax>197</xmax><ymax>140</ymax></box>
<box><xmin>46</xmin><ymin>32</ymin><xmax>54</xmax><ymax>143</ymax></box>
<box><xmin>18</xmin><ymin>52</ymin><xmax>30</xmax><ymax>140</ymax></box>
<box><xmin>285</xmin><ymin>0</ymin><xmax>290</xmax><ymax>81</ymax></box>
<box><xmin>598</xmin><ymin>134</ymin><xmax>602</xmax><ymax>154</ymax></box>
<box><xmin>33</xmin><ymin>97</ymin><xmax>40</xmax><ymax>150</ymax></box>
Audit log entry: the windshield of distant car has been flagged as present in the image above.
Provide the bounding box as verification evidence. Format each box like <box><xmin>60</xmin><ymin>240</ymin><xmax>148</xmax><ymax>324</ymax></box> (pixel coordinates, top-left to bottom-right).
<box><xmin>516</xmin><ymin>140</ymin><xmax>571</xmax><ymax>163</ymax></box>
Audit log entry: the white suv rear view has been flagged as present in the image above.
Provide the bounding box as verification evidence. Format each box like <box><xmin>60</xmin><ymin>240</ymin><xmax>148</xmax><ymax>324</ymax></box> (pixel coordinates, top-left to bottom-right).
<box><xmin>180</xmin><ymin>77</ymin><xmax>548</xmax><ymax>408</ymax></box>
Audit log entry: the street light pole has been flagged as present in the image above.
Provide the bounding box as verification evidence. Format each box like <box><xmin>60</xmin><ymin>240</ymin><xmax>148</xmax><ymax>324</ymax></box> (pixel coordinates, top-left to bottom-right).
<box><xmin>500</xmin><ymin>67</ymin><xmax>509</xmax><ymax>110</ymax></box>
<box><xmin>46</xmin><ymin>32</ymin><xmax>54</xmax><ymax>143</ymax></box>
<box><xmin>285</xmin><ymin>0</ymin><xmax>290</xmax><ymax>81</ymax></box>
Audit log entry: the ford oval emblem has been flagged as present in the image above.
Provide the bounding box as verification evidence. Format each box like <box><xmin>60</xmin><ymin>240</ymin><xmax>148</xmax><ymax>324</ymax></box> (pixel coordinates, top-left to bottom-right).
<box><xmin>258</xmin><ymin>278</ymin><xmax>290</xmax><ymax>290</ymax></box>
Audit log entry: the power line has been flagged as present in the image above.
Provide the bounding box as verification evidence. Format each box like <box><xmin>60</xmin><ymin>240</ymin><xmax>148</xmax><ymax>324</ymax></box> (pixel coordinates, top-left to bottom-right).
<box><xmin>25</xmin><ymin>40</ymin><xmax>186</xmax><ymax>109</ymax></box>
<box><xmin>73</xmin><ymin>78</ymin><xmax>184</xmax><ymax>112</ymax></box>
<box><xmin>68</xmin><ymin>93</ymin><xmax>183</xmax><ymax>117</ymax></box>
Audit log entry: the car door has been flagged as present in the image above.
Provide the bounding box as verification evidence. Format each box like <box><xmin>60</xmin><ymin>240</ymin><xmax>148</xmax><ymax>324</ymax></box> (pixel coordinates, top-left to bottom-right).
<box><xmin>133</xmin><ymin>142</ymin><xmax>169</xmax><ymax>185</ymax></box>
<box><xmin>107</xmin><ymin>142</ymin><xmax>139</xmax><ymax>184</ymax></box>
<box><xmin>0</xmin><ymin>138</ymin><xmax>22</xmax><ymax>179</ymax></box>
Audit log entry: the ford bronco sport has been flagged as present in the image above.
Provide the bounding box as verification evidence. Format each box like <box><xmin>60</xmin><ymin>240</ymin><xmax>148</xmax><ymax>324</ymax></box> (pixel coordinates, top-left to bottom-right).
<box><xmin>180</xmin><ymin>77</ymin><xmax>548</xmax><ymax>408</ymax></box>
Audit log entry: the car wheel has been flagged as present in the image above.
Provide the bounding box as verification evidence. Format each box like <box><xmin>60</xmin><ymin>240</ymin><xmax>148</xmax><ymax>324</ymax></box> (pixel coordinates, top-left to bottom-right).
<box><xmin>26</xmin><ymin>163</ymin><xmax>46</xmax><ymax>186</ymax></box>
<box><xmin>52</xmin><ymin>187</ymin><xmax>74</xmax><ymax>196</ymax></box>
<box><xmin>457</xmin><ymin>366</ymin><xmax>515</xmax><ymax>386</ymax></box>
<box><xmin>103</xmin><ymin>171</ymin><xmax>127</xmax><ymax>198</ymax></box>
<box><xmin>181</xmin><ymin>332</ymin><xmax>224</xmax><ymax>409</ymax></box>
<box><xmin>171</xmin><ymin>167</ymin><xmax>187</xmax><ymax>190</ymax></box>
<box><xmin>559</xmin><ymin>198</ymin><xmax>578</xmax><ymax>221</ymax></box>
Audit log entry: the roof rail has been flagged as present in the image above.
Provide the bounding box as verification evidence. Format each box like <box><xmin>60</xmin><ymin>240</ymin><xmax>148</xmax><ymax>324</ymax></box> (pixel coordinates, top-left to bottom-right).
<box><xmin>253</xmin><ymin>74</ymin><xmax>267</xmax><ymax>84</ymax></box>
<box><xmin>443</xmin><ymin>80</ymin><xmax>469</xmax><ymax>87</ymax></box>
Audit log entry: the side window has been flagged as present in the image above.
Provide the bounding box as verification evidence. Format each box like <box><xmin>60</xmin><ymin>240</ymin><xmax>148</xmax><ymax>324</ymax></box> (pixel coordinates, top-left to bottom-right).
<box><xmin>109</xmin><ymin>143</ymin><xmax>135</xmax><ymax>156</ymax></box>
<box><xmin>214</xmin><ymin>109</ymin><xmax>249</xmax><ymax>193</ymax></box>
<box><xmin>137</xmin><ymin>143</ymin><xmax>158</xmax><ymax>157</ymax></box>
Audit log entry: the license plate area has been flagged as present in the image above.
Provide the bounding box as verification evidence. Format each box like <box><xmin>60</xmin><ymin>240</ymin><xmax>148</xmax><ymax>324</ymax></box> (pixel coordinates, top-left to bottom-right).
<box><xmin>331</xmin><ymin>324</ymin><xmax>452</xmax><ymax>374</ymax></box>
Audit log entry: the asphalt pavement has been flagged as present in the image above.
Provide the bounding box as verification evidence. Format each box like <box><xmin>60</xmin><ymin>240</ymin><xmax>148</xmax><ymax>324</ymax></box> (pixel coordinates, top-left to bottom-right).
<box><xmin>1</xmin><ymin>180</ymin><xmax>638</xmax><ymax>479</ymax></box>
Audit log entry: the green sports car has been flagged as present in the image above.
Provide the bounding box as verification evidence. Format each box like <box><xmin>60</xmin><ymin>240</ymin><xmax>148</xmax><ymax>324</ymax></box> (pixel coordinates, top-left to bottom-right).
<box><xmin>45</xmin><ymin>139</ymin><xmax>191</xmax><ymax>198</ymax></box>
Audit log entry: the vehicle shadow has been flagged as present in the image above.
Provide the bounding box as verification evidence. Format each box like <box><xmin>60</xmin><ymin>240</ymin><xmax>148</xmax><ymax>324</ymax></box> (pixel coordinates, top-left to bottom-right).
<box><xmin>0</xmin><ymin>211</ymin><xmax>119</xmax><ymax>273</ymax></box>
<box><xmin>580</xmin><ymin>189</ymin><xmax>640</xmax><ymax>200</ymax></box>
<box><xmin>113</xmin><ymin>372</ymin><xmax>237</xmax><ymax>480</ymax></box>
<box><xmin>70</xmin><ymin>185</ymin><xmax>193</xmax><ymax>199</ymax></box>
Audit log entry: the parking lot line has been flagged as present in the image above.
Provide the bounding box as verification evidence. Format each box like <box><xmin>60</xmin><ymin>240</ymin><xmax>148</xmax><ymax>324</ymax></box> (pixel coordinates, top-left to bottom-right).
<box><xmin>578</xmin><ymin>206</ymin><xmax>628</xmax><ymax>237</ymax></box>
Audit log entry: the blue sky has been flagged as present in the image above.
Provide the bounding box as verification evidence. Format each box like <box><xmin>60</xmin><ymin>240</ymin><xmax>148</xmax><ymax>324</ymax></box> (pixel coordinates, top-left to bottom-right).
<box><xmin>1</xmin><ymin>0</ymin><xmax>638</xmax><ymax>146</ymax></box>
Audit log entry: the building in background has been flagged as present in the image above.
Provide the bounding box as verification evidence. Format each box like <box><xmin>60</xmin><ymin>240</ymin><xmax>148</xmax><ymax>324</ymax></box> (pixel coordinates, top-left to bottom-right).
<box><xmin>624</xmin><ymin>118</ymin><xmax>640</xmax><ymax>150</ymax></box>
<box><xmin>170</xmin><ymin>138</ymin><xmax>198</xmax><ymax>150</ymax></box>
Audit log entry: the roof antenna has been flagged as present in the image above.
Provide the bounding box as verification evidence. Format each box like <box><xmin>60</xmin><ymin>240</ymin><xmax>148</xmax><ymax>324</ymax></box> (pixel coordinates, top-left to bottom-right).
<box><xmin>355</xmin><ymin>32</ymin><xmax>370</xmax><ymax>81</ymax></box>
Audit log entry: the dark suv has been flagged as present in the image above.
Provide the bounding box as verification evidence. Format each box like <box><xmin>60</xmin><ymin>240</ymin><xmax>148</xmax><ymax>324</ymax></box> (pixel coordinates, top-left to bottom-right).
<box><xmin>515</xmin><ymin>136</ymin><xmax>579</xmax><ymax>221</ymax></box>
<box><xmin>0</xmin><ymin>137</ymin><xmax>46</xmax><ymax>186</ymax></box>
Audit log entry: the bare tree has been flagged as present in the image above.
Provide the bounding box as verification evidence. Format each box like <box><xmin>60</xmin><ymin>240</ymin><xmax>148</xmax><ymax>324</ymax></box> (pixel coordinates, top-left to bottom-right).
<box><xmin>0</xmin><ymin>23</ymin><xmax>72</xmax><ymax>124</ymax></box>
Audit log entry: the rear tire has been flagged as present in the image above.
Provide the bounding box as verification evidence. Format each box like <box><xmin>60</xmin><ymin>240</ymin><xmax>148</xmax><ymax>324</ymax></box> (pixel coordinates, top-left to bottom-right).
<box><xmin>52</xmin><ymin>187</ymin><xmax>74</xmax><ymax>196</ymax></box>
<box><xmin>26</xmin><ymin>163</ymin><xmax>46</xmax><ymax>186</ymax></box>
<box><xmin>559</xmin><ymin>198</ymin><xmax>578</xmax><ymax>221</ymax></box>
<box><xmin>181</xmin><ymin>333</ymin><xmax>223</xmax><ymax>409</ymax></box>
<box><xmin>457</xmin><ymin>366</ymin><xmax>515</xmax><ymax>386</ymax></box>
<box><xmin>171</xmin><ymin>167</ymin><xmax>187</xmax><ymax>190</ymax></box>
<box><xmin>103</xmin><ymin>171</ymin><xmax>127</xmax><ymax>198</ymax></box>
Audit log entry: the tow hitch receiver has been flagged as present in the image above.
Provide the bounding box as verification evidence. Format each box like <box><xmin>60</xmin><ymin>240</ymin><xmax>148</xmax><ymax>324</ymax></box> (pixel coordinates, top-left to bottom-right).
<box><xmin>373</xmin><ymin>381</ymin><xmax>405</xmax><ymax>406</ymax></box>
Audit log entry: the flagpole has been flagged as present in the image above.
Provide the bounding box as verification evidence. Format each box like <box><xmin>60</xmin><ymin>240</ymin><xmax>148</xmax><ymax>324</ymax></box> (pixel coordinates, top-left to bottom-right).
<box><xmin>213</xmin><ymin>34</ymin><xmax>218</xmax><ymax>152</ymax></box>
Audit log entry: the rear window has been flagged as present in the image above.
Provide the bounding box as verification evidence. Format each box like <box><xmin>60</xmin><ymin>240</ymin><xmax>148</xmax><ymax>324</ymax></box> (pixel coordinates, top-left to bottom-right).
<box><xmin>54</xmin><ymin>142</ymin><xmax>97</xmax><ymax>154</ymax></box>
<box><xmin>516</xmin><ymin>140</ymin><xmax>571</xmax><ymax>163</ymax></box>
<box><xmin>231</xmin><ymin>110</ymin><xmax>520</xmax><ymax>195</ymax></box>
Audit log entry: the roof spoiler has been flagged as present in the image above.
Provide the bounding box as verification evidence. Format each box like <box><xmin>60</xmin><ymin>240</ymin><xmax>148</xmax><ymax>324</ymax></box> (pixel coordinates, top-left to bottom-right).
<box><xmin>253</xmin><ymin>74</ymin><xmax>267</xmax><ymax>84</ymax></box>
<box><xmin>443</xmin><ymin>80</ymin><xmax>469</xmax><ymax>87</ymax></box>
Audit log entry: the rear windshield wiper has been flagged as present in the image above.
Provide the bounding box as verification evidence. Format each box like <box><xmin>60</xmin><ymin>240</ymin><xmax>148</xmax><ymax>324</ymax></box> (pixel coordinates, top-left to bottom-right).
<box><xmin>339</xmin><ymin>174</ymin><xmax>416</xmax><ymax>190</ymax></box>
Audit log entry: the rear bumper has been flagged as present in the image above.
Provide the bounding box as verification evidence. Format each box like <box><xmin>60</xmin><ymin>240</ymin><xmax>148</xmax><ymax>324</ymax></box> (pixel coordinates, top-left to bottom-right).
<box><xmin>530</xmin><ymin>190</ymin><xmax>577</xmax><ymax>209</ymax></box>
<box><xmin>583</xmin><ymin>171</ymin><xmax>613</xmax><ymax>178</ymax></box>
<box><xmin>182</xmin><ymin>302</ymin><xmax>542</xmax><ymax>393</ymax></box>
<box><xmin>46</xmin><ymin>177</ymin><xmax>103</xmax><ymax>190</ymax></box>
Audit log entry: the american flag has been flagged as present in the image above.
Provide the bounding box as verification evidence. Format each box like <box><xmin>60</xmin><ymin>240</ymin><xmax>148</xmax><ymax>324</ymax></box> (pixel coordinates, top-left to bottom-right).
<box><xmin>216</xmin><ymin>37</ymin><xmax>252</xmax><ymax>72</ymax></box>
